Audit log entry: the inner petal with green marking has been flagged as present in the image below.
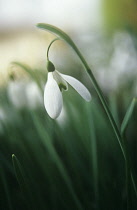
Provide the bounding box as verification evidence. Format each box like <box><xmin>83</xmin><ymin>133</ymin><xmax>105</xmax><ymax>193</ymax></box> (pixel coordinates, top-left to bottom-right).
<box><xmin>53</xmin><ymin>70</ymin><xmax>68</xmax><ymax>91</ymax></box>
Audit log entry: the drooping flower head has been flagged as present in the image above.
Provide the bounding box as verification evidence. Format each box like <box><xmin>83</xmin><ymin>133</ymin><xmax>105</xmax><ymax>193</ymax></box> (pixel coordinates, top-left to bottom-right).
<box><xmin>44</xmin><ymin>60</ymin><xmax>91</xmax><ymax>119</ymax></box>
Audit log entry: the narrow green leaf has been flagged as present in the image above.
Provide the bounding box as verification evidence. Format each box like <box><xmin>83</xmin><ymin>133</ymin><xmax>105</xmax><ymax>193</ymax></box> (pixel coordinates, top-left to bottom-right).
<box><xmin>131</xmin><ymin>172</ymin><xmax>137</xmax><ymax>197</ymax></box>
<box><xmin>36</xmin><ymin>23</ymin><xmax>90</xmax><ymax>71</ymax></box>
<box><xmin>31</xmin><ymin>112</ymin><xmax>83</xmax><ymax>210</ymax></box>
<box><xmin>12</xmin><ymin>154</ymin><xmax>26</xmax><ymax>189</ymax></box>
<box><xmin>0</xmin><ymin>165</ymin><xmax>13</xmax><ymax>210</ymax></box>
<box><xmin>12</xmin><ymin>62</ymin><xmax>35</xmax><ymax>79</ymax></box>
<box><xmin>109</xmin><ymin>94</ymin><xmax>120</xmax><ymax>127</ymax></box>
<box><xmin>12</xmin><ymin>154</ymin><xmax>32</xmax><ymax>209</ymax></box>
<box><xmin>121</xmin><ymin>98</ymin><xmax>137</xmax><ymax>135</ymax></box>
<box><xmin>86</xmin><ymin>102</ymin><xmax>99</xmax><ymax>209</ymax></box>
<box><xmin>12</xmin><ymin>62</ymin><xmax>42</xmax><ymax>91</ymax></box>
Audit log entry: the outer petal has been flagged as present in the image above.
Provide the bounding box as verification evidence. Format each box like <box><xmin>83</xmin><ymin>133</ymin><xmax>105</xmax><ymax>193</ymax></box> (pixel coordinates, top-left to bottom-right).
<box><xmin>59</xmin><ymin>73</ymin><xmax>91</xmax><ymax>101</ymax></box>
<box><xmin>44</xmin><ymin>73</ymin><xmax>63</xmax><ymax>119</ymax></box>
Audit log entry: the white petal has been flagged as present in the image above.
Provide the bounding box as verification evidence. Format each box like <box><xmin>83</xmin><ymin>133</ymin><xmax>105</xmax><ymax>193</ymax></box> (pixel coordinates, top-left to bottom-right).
<box><xmin>44</xmin><ymin>73</ymin><xmax>63</xmax><ymax>119</ymax></box>
<box><xmin>59</xmin><ymin>73</ymin><xmax>91</xmax><ymax>101</ymax></box>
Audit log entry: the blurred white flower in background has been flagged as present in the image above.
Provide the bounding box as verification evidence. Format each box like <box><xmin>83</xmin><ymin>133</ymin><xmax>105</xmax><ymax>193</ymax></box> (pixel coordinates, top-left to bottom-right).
<box><xmin>7</xmin><ymin>79</ymin><xmax>43</xmax><ymax>109</ymax></box>
<box><xmin>26</xmin><ymin>82</ymin><xmax>43</xmax><ymax>109</ymax></box>
<box><xmin>85</xmin><ymin>31</ymin><xmax>137</xmax><ymax>92</ymax></box>
<box><xmin>7</xmin><ymin>80</ymin><xmax>28</xmax><ymax>109</ymax></box>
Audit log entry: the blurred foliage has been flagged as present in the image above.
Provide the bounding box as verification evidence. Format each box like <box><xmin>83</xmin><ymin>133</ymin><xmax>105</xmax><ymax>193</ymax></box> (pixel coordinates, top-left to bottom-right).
<box><xmin>103</xmin><ymin>0</ymin><xmax>137</xmax><ymax>34</ymax></box>
<box><xmin>0</xmin><ymin>62</ymin><xmax>137</xmax><ymax>209</ymax></box>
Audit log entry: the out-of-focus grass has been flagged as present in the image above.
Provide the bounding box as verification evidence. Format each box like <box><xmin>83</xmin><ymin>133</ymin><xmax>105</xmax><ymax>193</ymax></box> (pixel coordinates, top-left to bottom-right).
<box><xmin>0</xmin><ymin>62</ymin><xmax>137</xmax><ymax>210</ymax></box>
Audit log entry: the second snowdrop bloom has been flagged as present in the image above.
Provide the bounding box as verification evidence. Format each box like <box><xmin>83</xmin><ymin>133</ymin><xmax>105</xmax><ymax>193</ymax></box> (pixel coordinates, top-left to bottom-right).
<box><xmin>44</xmin><ymin>61</ymin><xmax>91</xmax><ymax>119</ymax></box>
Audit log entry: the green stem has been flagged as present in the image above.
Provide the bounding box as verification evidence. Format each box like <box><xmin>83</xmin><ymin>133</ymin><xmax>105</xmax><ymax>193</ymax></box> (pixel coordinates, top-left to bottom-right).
<box><xmin>88</xmin><ymin>71</ymin><xmax>125</xmax><ymax>158</ymax></box>
<box><xmin>47</xmin><ymin>38</ymin><xmax>59</xmax><ymax>61</ymax></box>
<box><xmin>70</xmin><ymin>45</ymin><xmax>126</xmax><ymax>160</ymax></box>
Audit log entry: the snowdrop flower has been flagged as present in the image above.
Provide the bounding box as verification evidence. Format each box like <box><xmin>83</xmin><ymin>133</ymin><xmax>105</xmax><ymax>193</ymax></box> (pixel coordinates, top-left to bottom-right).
<box><xmin>26</xmin><ymin>82</ymin><xmax>43</xmax><ymax>109</ymax></box>
<box><xmin>7</xmin><ymin>79</ymin><xmax>28</xmax><ymax>109</ymax></box>
<box><xmin>8</xmin><ymin>75</ymin><xmax>42</xmax><ymax>109</ymax></box>
<box><xmin>44</xmin><ymin>60</ymin><xmax>91</xmax><ymax>119</ymax></box>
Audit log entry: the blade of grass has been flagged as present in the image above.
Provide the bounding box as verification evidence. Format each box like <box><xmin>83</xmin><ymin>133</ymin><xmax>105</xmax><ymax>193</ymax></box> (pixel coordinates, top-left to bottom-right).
<box><xmin>31</xmin><ymin>112</ymin><xmax>83</xmax><ymax>210</ymax></box>
<box><xmin>0</xmin><ymin>165</ymin><xmax>13</xmax><ymax>210</ymax></box>
<box><xmin>86</xmin><ymin>102</ymin><xmax>99</xmax><ymax>210</ymax></box>
<box><xmin>121</xmin><ymin>98</ymin><xmax>137</xmax><ymax>202</ymax></box>
<box><xmin>121</xmin><ymin>98</ymin><xmax>136</xmax><ymax>136</ymax></box>
<box><xmin>12</xmin><ymin>154</ymin><xmax>35</xmax><ymax>210</ymax></box>
<box><xmin>12</xmin><ymin>62</ymin><xmax>43</xmax><ymax>91</ymax></box>
<box><xmin>109</xmin><ymin>94</ymin><xmax>120</xmax><ymax>127</ymax></box>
